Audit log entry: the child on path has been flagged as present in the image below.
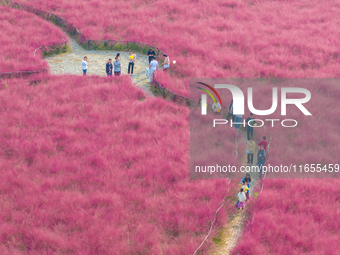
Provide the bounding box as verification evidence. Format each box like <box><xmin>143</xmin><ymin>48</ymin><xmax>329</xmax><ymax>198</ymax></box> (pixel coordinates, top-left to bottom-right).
<box><xmin>242</xmin><ymin>181</ymin><xmax>249</xmax><ymax>200</ymax></box>
<box><xmin>128</xmin><ymin>51</ymin><xmax>136</xmax><ymax>75</ymax></box>
<box><xmin>106</xmin><ymin>58</ymin><xmax>113</xmax><ymax>77</ymax></box>
<box><xmin>114</xmin><ymin>57</ymin><xmax>121</xmax><ymax>76</ymax></box>
<box><xmin>238</xmin><ymin>188</ymin><xmax>247</xmax><ymax>210</ymax></box>
<box><xmin>81</xmin><ymin>56</ymin><xmax>88</xmax><ymax>76</ymax></box>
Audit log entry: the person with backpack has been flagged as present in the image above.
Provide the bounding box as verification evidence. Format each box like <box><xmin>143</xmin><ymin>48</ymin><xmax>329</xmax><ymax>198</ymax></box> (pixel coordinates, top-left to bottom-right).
<box><xmin>106</xmin><ymin>58</ymin><xmax>113</xmax><ymax>77</ymax></box>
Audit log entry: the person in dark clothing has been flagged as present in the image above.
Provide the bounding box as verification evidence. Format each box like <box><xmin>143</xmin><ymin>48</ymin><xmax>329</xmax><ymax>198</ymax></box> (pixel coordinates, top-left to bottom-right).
<box><xmin>226</xmin><ymin>99</ymin><xmax>234</xmax><ymax>121</ymax></box>
<box><xmin>258</xmin><ymin>145</ymin><xmax>266</xmax><ymax>179</ymax></box>
<box><xmin>106</xmin><ymin>58</ymin><xmax>113</xmax><ymax>77</ymax></box>
<box><xmin>246</xmin><ymin>113</ymin><xmax>257</xmax><ymax>141</ymax></box>
<box><xmin>147</xmin><ymin>48</ymin><xmax>156</xmax><ymax>64</ymax></box>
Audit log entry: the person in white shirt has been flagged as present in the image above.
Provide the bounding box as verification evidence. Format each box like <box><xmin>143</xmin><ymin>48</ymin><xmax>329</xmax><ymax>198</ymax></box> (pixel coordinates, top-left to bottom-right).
<box><xmin>81</xmin><ymin>56</ymin><xmax>88</xmax><ymax>76</ymax></box>
<box><xmin>237</xmin><ymin>188</ymin><xmax>246</xmax><ymax>210</ymax></box>
<box><xmin>149</xmin><ymin>56</ymin><xmax>158</xmax><ymax>82</ymax></box>
<box><xmin>212</xmin><ymin>102</ymin><xmax>221</xmax><ymax>113</ymax></box>
<box><xmin>163</xmin><ymin>54</ymin><xmax>170</xmax><ymax>69</ymax></box>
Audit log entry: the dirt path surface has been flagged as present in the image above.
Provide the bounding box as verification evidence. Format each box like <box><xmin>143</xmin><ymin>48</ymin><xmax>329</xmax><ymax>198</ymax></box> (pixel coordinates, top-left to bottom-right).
<box><xmin>46</xmin><ymin>38</ymin><xmax>154</xmax><ymax>96</ymax></box>
<box><xmin>212</xmin><ymin>129</ymin><xmax>259</xmax><ymax>255</ymax></box>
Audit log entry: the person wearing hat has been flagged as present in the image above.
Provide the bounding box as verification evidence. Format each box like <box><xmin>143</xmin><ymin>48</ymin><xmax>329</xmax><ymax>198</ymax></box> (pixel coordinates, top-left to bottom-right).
<box><xmin>246</xmin><ymin>137</ymin><xmax>256</xmax><ymax>165</ymax></box>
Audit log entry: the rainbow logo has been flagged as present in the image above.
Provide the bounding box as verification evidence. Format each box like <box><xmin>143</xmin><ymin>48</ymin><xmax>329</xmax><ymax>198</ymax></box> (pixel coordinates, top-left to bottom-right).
<box><xmin>196</xmin><ymin>82</ymin><xmax>223</xmax><ymax>106</ymax></box>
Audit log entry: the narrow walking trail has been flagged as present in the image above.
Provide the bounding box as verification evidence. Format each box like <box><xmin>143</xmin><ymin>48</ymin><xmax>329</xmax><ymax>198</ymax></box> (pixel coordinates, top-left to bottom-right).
<box><xmin>46</xmin><ymin>38</ymin><xmax>153</xmax><ymax>95</ymax></box>
<box><xmin>212</xmin><ymin>130</ymin><xmax>259</xmax><ymax>255</ymax></box>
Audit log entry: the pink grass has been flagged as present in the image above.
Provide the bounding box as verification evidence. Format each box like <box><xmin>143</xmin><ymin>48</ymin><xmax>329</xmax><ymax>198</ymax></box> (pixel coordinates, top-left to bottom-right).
<box><xmin>0</xmin><ymin>6</ymin><xmax>67</xmax><ymax>73</ymax></box>
<box><xmin>11</xmin><ymin>0</ymin><xmax>340</xmax><ymax>96</ymax></box>
<box><xmin>0</xmin><ymin>75</ymin><xmax>236</xmax><ymax>254</ymax></box>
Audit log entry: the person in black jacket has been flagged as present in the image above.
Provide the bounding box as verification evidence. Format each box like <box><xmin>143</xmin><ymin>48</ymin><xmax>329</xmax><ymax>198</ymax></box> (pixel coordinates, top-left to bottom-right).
<box><xmin>106</xmin><ymin>58</ymin><xmax>113</xmax><ymax>77</ymax></box>
<box><xmin>226</xmin><ymin>99</ymin><xmax>234</xmax><ymax>121</ymax></box>
<box><xmin>147</xmin><ymin>48</ymin><xmax>156</xmax><ymax>64</ymax></box>
<box><xmin>246</xmin><ymin>113</ymin><xmax>257</xmax><ymax>141</ymax></box>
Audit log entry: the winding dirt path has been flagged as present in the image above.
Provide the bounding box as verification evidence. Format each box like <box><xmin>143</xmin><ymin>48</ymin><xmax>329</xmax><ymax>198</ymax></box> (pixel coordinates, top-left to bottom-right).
<box><xmin>46</xmin><ymin>38</ymin><xmax>154</xmax><ymax>96</ymax></box>
<box><xmin>212</xmin><ymin>129</ymin><xmax>260</xmax><ymax>255</ymax></box>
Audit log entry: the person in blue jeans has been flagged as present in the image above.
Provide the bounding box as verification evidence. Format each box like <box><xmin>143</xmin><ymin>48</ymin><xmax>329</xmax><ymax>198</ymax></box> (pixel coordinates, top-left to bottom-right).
<box><xmin>240</xmin><ymin>173</ymin><xmax>251</xmax><ymax>200</ymax></box>
<box><xmin>234</xmin><ymin>114</ymin><xmax>242</xmax><ymax>131</ymax></box>
<box><xmin>106</xmin><ymin>58</ymin><xmax>113</xmax><ymax>77</ymax></box>
<box><xmin>257</xmin><ymin>145</ymin><xmax>266</xmax><ymax>179</ymax></box>
<box><xmin>246</xmin><ymin>113</ymin><xmax>257</xmax><ymax>141</ymax></box>
<box><xmin>81</xmin><ymin>56</ymin><xmax>88</xmax><ymax>75</ymax></box>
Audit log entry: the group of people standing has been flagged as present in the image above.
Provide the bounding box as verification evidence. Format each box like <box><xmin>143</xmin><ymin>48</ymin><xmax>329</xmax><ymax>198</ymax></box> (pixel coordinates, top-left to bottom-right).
<box><xmin>104</xmin><ymin>52</ymin><xmax>135</xmax><ymax>77</ymax></box>
<box><xmin>81</xmin><ymin>48</ymin><xmax>170</xmax><ymax>80</ymax></box>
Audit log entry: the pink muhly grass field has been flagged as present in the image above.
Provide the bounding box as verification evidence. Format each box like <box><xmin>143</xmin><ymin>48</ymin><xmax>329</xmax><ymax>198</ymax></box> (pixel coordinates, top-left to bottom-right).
<box><xmin>0</xmin><ymin>75</ymin><xmax>236</xmax><ymax>254</ymax></box>
<box><xmin>0</xmin><ymin>6</ymin><xmax>67</xmax><ymax>73</ymax></box>
<box><xmin>231</xmin><ymin>178</ymin><xmax>340</xmax><ymax>255</ymax></box>
<box><xmin>225</xmin><ymin>81</ymin><xmax>340</xmax><ymax>254</ymax></box>
<box><xmin>12</xmin><ymin>0</ymin><xmax>340</xmax><ymax>96</ymax></box>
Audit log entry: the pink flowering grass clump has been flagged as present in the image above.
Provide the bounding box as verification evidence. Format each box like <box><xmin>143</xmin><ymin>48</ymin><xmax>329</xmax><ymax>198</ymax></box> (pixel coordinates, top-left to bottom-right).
<box><xmin>231</xmin><ymin>178</ymin><xmax>340</xmax><ymax>255</ymax></box>
<box><xmin>11</xmin><ymin>0</ymin><xmax>340</xmax><ymax>96</ymax></box>
<box><xmin>0</xmin><ymin>6</ymin><xmax>68</xmax><ymax>73</ymax></box>
<box><xmin>0</xmin><ymin>75</ymin><xmax>236</xmax><ymax>254</ymax></box>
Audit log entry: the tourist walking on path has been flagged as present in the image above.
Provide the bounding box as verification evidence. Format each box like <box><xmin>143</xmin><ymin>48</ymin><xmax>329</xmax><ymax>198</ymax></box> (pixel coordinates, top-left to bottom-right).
<box><xmin>242</xmin><ymin>181</ymin><xmax>250</xmax><ymax>201</ymax></box>
<box><xmin>163</xmin><ymin>54</ymin><xmax>170</xmax><ymax>69</ymax></box>
<box><xmin>226</xmin><ymin>99</ymin><xmax>234</xmax><ymax>121</ymax></box>
<box><xmin>106</xmin><ymin>58</ymin><xmax>113</xmax><ymax>77</ymax></box>
<box><xmin>149</xmin><ymin>57</ymin><xmax>158</xmax><ymax>82</ymax></box>
<box><xmin>246</xmin><ymin>113</ymin><xmax>257</xmax><ymax>141</ymax></box>
<box><xmin>247</xmin><ymin>137</ymin><xmax>256</xmax><ymax>165</ymax></box>
<box><xmin>114</xmin><ymin>57</ymin><xmax>121</xmax><ymax>76</ymax></box>
<box><xmin>240</xmin><ymin>173</ymin><xmax>251</xmax><ymax>200</ymax></box>
<box><xmin>128</xmin><ymin>51</ymin><xmax>136</xmax><ymax>75</ymax></box>
<box><xmin>147</xmin><ymin>48</ymin><xmax>156</xmax><ymax>64</ymax></box>
<box><xmin>234</xmin><ymin>114</ymin><xmax>242</xmax><ymax>131</ymax></box>
<box><xmin>212</xmin><ymin>101</ymin><xmax>221</xmax><ymax>114</ymax></box>
<box><xmin>237</xmin><ymin>188</ymin><xmax>247</xmax><ymax>210</ymax></box>
<box><xmin>81</xmin><ymin>56</ymin><xmax>88</xmax><ymax>76</ymax></box>
<box><xmin>258</xmin><ymin>145</ymin><xmax>266</xmax><ymax>179</ymax></box>
<box><xmin>258</xmin><ymin>136</ymin><xmax>268</xmax><ymax>152</ymax></box>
